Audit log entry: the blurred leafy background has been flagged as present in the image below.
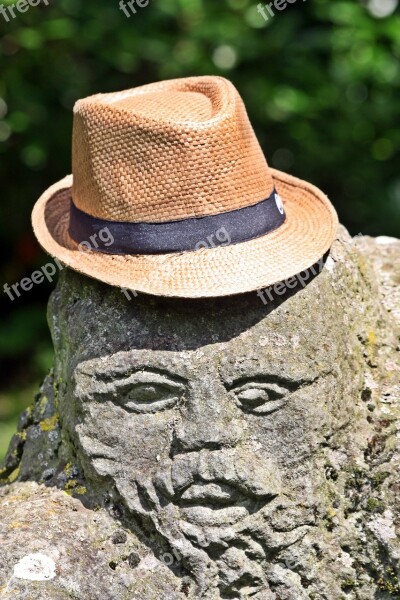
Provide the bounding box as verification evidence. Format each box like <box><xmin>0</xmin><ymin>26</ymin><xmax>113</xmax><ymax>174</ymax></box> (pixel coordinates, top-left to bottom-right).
<box><xmin>0</xmin><ymin>0</ymin><xmax>399</xmax><ymax>459</ymax></box>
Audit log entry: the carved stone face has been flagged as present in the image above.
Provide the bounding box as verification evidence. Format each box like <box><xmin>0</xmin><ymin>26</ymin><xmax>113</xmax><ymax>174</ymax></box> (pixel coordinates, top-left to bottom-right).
<box><xmin>52</xmin><ymin>262</ymin><xmax>363</xmax><ymax>598</ymax></box>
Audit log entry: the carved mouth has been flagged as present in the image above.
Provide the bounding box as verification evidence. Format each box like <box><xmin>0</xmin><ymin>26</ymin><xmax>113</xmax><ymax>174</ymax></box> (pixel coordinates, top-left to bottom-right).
<box><xmin>177</xmin><ymin>481</ymin><xmax>275</xmax><ymax>526</ymax></box>
<box><xmin>180</xmin><ymin>482</ymin><xmax>246</xmax><ymax>505</ymax></box>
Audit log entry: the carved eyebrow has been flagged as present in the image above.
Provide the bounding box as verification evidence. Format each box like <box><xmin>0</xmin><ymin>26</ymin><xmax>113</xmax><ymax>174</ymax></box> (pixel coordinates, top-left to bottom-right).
<box><xmin>93</xmin><ymin>366</ymin><xmax>188</xmax><ymax>387</ymax></box>
<box><xmin>115</xmin><ymin>371</ymin><xmax>187</xmax><ymax>392</ymax></box>
<box><xmin>225</xmin><ymin>374</ymin><xmax>309</xmax><ymax>392</ymax></box>
<box><xmin>81</xmin><ymin>368</ymin><xmax>188</xmax><ymax>405</ymax></box>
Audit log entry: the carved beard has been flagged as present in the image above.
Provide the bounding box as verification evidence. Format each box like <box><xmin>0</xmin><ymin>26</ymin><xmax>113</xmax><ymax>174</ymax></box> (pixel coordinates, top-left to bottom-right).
<box><xmin>87</xmin><ymin>448</ymin><xmax>314</xmax><ymax>598</ymax></box>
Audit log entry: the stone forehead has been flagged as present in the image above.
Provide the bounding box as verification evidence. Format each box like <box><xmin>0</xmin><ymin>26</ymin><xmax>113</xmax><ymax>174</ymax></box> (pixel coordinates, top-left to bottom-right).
<box><xmin>50</xmin><ymin>261</ymin><xmax>347</xmax><ymax>366</ymax></box>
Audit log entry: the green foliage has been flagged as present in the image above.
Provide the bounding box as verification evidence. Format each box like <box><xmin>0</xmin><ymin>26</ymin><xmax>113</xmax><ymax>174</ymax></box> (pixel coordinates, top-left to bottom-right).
<box><xmin>1</xmin><ymin>0</ymin><xmax>399</xmax><ymax>244</ymax></box>
<box><xmin>0</xmin><ymin>0</ymin><xmax>399</xmax><ymax>458</ymax></box>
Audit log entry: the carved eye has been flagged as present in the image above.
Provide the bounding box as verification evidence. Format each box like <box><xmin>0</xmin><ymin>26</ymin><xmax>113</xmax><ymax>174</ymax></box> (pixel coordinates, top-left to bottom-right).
<box><xmin>231</xmin><ymin>381</ymin><xmax>289</xmax><ymax>415</ymax></box>
<box><xmin>112</xmin><ymin>372</ymin><xmax>186</xmax><ymax>414</ymax></box>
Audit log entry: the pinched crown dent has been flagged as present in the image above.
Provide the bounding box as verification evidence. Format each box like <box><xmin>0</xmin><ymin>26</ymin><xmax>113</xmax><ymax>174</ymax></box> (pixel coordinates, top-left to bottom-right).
<box><xmin>71</xmin><ymin>76</ymin><xmax>274</xmax><ymax>223</ymax></box>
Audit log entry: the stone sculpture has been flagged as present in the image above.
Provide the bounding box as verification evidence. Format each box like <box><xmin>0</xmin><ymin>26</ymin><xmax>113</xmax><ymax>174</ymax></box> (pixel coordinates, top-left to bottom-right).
<box><xmin>1</xmin><ymin>227</ymin><xmax>399</xmax><ymax>599</ymax></box>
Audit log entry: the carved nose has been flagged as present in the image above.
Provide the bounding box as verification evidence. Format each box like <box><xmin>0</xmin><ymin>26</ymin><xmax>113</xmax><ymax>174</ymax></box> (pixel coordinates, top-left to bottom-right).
<box><xmin>173</xmin><ymin>381</ymin><xmax>245</xmax><ymax>453</ymax></box>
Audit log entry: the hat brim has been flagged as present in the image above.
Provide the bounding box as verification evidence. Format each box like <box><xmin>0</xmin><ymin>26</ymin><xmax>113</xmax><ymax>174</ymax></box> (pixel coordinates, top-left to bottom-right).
<box><xmin>32</xmin><ymin>170</ymin><xmax>338</xmax><ymax>298</ymax></box>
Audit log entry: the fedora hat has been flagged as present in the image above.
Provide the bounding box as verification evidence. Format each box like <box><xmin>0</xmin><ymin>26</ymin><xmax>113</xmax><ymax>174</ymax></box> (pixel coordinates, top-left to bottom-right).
<box><xmin>32</xmin><ymin>76</ymin><xmax>338</xmax><ymax>298</ymax></box>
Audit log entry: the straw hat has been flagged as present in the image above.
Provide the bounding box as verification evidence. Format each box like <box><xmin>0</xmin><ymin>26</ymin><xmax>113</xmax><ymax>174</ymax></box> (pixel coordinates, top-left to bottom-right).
<box><xmin>32</xmin><ymin>76</ymin><xmax>338</xmax><ymax>298</ymax></box>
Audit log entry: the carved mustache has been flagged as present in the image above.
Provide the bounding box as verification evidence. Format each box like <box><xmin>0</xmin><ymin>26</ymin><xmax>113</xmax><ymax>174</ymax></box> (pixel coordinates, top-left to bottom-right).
<box><xmin>154</xmin><ymin>448</ymin><xmax>282</xmax><ymax>502</ymax></box>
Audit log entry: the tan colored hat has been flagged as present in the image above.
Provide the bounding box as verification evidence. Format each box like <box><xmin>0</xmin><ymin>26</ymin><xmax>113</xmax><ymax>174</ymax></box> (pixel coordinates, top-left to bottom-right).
<box><xmin>32</xmin><ymin>76</ymin><xmax>338</xmax><ymax>298</ymax></box>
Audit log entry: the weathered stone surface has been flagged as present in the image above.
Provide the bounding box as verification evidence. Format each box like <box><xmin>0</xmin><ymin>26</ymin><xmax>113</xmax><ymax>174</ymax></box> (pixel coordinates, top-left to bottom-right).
<box><xmin>0</xmin><ymin>482</ymin><xmax>185</xmax><ymax>599</ymax></box>
<box><xmin>1</xmin><ymin>226</ymin><xmax>399</xmax><ymax>599</ymax></box>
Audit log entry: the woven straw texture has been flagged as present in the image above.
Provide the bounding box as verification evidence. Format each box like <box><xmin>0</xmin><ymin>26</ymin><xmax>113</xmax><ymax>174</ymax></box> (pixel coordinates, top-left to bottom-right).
<box><xmin>32</xmin><ymin>76</ymin><xmax>338</xmax><ymax>298</ymax></box>
<box><xmin>72</xmin><ymin>76</ymin><xmax>275</xmax><ymax>222</ymax></box>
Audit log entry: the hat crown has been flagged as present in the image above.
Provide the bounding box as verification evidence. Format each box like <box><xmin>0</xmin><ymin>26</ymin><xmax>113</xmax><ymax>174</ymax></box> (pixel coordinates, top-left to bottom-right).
<box><xmin>72</xmin><ymin>76</ymin><xmax>274</xmax><ymax>223</ymax></box>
